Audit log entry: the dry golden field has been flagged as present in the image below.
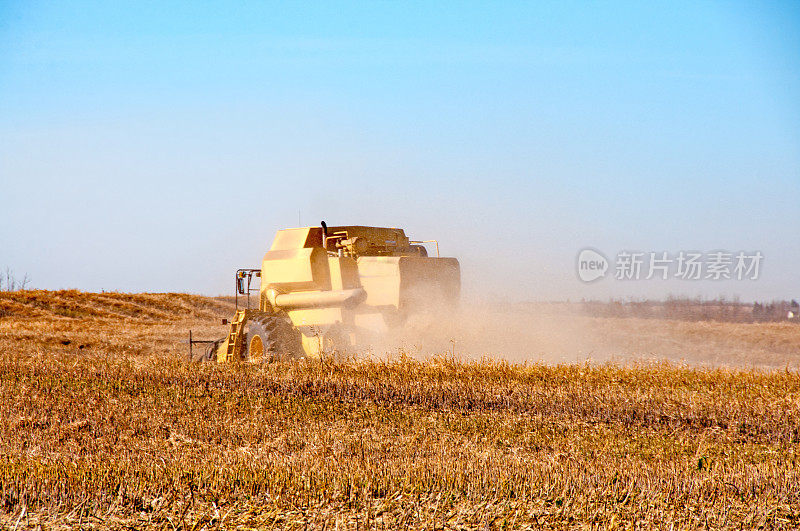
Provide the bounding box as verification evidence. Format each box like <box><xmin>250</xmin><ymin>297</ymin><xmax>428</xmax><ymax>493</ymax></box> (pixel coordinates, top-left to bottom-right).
<box><xmin>1</xmin><ymin>291</ymin><xmax>799</xmax><ymax>529</ymax></box>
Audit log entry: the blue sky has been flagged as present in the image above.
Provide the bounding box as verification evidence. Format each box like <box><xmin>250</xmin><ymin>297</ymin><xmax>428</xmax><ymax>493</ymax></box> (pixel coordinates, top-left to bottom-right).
<box><xmin>1</xmin><ymin>1</ymin><xmax>798</xmax><ymax>300</ymax></box>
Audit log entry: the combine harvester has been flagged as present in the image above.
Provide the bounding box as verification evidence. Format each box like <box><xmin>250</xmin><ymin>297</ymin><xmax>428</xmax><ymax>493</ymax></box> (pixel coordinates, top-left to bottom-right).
<box><xmin>191</xmin><ymin>222</ymin><xmax>460</xmax><ymax>361</ymax></box>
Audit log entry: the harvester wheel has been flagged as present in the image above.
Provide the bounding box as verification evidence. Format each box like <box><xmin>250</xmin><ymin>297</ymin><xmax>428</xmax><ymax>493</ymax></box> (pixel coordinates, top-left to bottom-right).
<box><xmin>244</xmin><ymin>313</ymin><xmax>302</xmax><ymax>362</ymax></box>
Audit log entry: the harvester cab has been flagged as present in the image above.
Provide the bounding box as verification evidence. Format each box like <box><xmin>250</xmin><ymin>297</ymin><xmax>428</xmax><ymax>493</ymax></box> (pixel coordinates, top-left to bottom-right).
<box><xmin>190</xmin><ymin>222</ymin><xmax>460</xmax><ymax>362</ymax></box>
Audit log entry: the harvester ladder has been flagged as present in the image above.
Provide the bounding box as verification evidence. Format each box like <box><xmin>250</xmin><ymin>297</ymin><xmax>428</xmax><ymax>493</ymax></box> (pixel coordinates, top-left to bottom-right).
<box><xmin>222</xmin><ymin>309</ymin><xmax>250</xmax><ymax>362</ymax></box>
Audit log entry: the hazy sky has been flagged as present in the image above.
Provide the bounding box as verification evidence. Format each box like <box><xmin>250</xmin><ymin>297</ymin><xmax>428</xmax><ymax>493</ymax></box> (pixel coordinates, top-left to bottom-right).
<box><xmin>1</xmin><ymin>2</ymin><xmax>798</xmax><ymax>301</ymax></box>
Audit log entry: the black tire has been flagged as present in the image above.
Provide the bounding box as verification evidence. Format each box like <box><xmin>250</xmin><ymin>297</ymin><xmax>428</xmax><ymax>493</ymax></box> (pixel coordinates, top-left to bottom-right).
<box><xmin>244</xmin><ymin>313</ymin><xmax>303</xmax><ymax>362</ymax></box>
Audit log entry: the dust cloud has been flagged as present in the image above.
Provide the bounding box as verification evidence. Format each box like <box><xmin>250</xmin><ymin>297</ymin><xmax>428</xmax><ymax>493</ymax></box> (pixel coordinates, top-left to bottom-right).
<box><xmin>360</xmin><ymin>302</ymin><xmax>609</xmax><ymax>365</ymax></box>
<box><xmin>359</xmin><ymin>302</ymin><xmax>800</xmax><ymax>369</ymax></box>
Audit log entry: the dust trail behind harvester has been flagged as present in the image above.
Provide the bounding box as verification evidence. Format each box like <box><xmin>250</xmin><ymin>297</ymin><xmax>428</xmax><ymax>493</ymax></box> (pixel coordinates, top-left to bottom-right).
<box><xmin>363</xmin><ymin>301</ymin><xmax>608</xmax><ymax>365</ymax></box>
<box><xmin>364</xmin><ymin>300</ymin><xmax>800</xmax><ymax>369</ymax></box>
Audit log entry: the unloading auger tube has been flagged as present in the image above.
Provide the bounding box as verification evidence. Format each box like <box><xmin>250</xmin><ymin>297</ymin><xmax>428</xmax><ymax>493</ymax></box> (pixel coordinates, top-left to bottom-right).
<box><xmin>190</xmin><ymin>222</ymin><xmax>460</xmax><ymax>362</ymax></box>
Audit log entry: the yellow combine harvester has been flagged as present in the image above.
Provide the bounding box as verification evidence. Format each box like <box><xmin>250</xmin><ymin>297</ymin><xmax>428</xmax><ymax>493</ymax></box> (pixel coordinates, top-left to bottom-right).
<box><xmin>192</xmin><ymin>222</ymin><xmax>460</xmax><ymax>361</ymax></box>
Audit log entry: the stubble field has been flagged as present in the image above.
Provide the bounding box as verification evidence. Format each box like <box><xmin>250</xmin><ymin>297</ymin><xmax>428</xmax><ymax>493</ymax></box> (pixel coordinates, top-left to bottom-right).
<box><xmin>1</xmin><ymin>290</ymin><xmax>799</xmax><ymax>529</ymax></box>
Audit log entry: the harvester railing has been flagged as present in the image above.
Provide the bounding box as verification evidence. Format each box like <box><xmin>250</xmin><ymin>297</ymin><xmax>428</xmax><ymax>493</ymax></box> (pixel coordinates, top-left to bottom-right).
<box><xmin>235</xmin><ymin>268</ymin><xmax>261</xmax><ymax>310</ymax></box>
<box><xmin>188</xmin><ymin>330</ymin><xmax>218</xmax><ymax>360</ymax></box>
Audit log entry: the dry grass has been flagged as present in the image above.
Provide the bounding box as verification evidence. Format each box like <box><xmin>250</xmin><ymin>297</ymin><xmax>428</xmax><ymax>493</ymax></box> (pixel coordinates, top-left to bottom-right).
<box><xmin>1</xmin><ymin>291</ymin><xmax>799</xmax><ymax>529</ymax></box>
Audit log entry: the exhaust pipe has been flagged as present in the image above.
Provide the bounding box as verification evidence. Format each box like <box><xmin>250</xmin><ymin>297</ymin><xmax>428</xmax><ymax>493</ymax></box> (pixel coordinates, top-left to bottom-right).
<box><xmin>321</xmin><ymin>220</ymin><xmax>328</xmax><ymax>250</ymax></box>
